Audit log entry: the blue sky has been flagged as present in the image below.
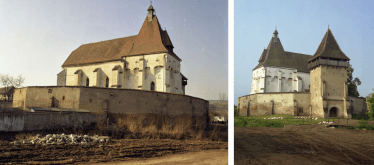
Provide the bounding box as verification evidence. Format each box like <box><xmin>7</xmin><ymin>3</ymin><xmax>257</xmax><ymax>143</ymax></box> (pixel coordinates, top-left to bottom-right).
<box><xmin>234</xmin><ymin>0</ymin><xmax>374</xmax><ymax>105</ymax></box>
<box><xmin>0</xmin><ymin>0</ymin><xmax>228</xmax><ymax>101</ymax></box>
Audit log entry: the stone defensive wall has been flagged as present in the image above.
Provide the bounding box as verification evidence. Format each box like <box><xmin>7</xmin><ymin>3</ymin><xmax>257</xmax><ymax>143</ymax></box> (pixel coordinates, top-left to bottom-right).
<box><xmin>12</xmin><ymin>86</ymin><xmax>210</xmax><ymax>129</ymax></box>
<box><xmin>0</xmin><ymin>108</ymin><xmax>105</xmax><ymax>132</ymax></box>
<box><xmin>238</xmin><ymin>92</ymin><xmax>311</xmax><ymax>117</ymax></box>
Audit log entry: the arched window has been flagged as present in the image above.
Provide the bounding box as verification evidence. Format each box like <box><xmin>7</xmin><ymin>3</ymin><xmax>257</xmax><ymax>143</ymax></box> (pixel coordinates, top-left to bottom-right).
<box><xmin>86</xmin><ymin>78</ymin><xmax>89</xmax><ymax>87</ymax></box>
<box><xmin>151</xmin><ymin>82</ymin><xmax>155</xmax><ymax>91</ymax></box>
<box><xmin>106</xmin><ymin>77</ymin><xmax>109</xmax><ymax>88</ymax></box>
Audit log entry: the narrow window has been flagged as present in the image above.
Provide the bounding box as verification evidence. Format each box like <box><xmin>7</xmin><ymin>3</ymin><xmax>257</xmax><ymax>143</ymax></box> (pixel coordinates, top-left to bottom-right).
<box><xmin>106</xmin><ymin>77</ymin><xmax>109</xmax><ymax>88</ymax></box>
<box><xmin>151</xmin><ymin>82</ymin><xmax>155</xmax><ymax>91</ymax></box>
<box><xmin>86</xmin><ymin>78</ymin><xmax>89</xmax><ymax>87</ymax></box>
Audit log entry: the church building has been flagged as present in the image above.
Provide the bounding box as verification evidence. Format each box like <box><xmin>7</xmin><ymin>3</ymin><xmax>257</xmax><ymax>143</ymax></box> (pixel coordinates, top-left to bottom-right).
<box><xmin>57</xmin><ymin>5</ymin><xmax>188</xmax><ymax>95</ymax></box>
<box><xmin>238</xmin><ymin>28</ymin><xmax>367</xmax><ymax>118</ymax></box>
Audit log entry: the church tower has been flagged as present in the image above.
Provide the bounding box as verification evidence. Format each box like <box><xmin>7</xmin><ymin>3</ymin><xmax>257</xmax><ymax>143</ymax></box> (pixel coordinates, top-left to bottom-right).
<box><xmin>308</xmin><ymin>28</ymin><xmax>351</xmax><ymax>118</ymax></box>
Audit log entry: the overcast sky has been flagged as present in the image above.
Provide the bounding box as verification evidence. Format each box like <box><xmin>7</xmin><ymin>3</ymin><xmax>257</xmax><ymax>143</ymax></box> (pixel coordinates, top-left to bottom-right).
<box><xmin>0</xmin><ymin>0</ymin><xmax>228</xmax><ymax>101</ymax></box>
<box><xmin>235</xmin><ymin>0</ymin><xmax>374</xmax><ymax>105</ymax></box>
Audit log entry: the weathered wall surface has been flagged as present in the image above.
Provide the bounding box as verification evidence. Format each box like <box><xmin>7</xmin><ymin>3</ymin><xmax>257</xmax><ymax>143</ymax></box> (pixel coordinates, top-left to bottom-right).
<box><xmin>79</xmin><ymin>87</ymin><xmax>209</xmax><ymax>128</ymax></box>
<box><xmin>12</xmin><ymin>88</ymin><xmax>27</xmax><ymax>109</ymax></box>
<box><xmin>0</xmin><ymin>110</ymin><xmax>106</xmax><ymax>131</ymax></box>
<box><xmin>14</xmin><ymin>87</ymin><xmax>81</xmax><ymax>110</ymax></box>
<box><xmin>0</xmin><ymin>113</ymin><xmax>24</xmax><ymax>131</ymax></box>
<box><xmin>310</xmin><ymin>67</ymin><xmax>324</xmax><ymax>117</ymax></box>
<box><xmin>11</xmin><ymin>86</ymin><xmax>209</xmax><ymax>129</ymax></box>
<box><xmin>238</xmin><ymin>93</ymin><xmax>311</xmax><ymax>117</ymax></box>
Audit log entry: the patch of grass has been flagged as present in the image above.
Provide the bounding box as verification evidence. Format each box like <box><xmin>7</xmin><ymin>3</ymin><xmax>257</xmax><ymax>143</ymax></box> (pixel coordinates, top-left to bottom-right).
<box><xmin>234</xmin><ymin>114</ymin><xmax>348</xmax><ymax>128</ymax></box>
<box><xmin>352</xmin><ymin>114</ymin><xmax>370</xmax><ymax>120</ymax></box>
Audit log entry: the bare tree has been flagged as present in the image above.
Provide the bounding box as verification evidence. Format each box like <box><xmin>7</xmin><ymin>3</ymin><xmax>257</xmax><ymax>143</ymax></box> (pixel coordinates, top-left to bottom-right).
<box><xmin>219</xmin><ymin>93</ymin><xmax>227</xmax><ymax>101</ymax></box>
<box><xmin>0</xmin><ymin>74</ymin><xmax>25</xmax><ymax>107</ymax></box>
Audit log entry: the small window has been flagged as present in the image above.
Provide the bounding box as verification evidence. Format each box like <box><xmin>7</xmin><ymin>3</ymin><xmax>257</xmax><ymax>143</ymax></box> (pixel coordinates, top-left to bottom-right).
<box><xmin>86</xmin><ymin>78</ymin><xmax>89</xmax><ymax>87</ymax></box>
<box><xmin>151</xmin><ymin>82</ymin><xmax>155</xmax><ymax>91</ymax></box>
<box><xmin>299</xmin><ymin>108</ymin><xmax>303</xmax><ymax>113</ymax></box>
<box><xmin>48</xmin><ymin>89</ymin><xmax>52</xmax><ymax>93</ymax></box>
<box><xmin>89</xmin><ymin>99</ymin><xmax>92</xmax><ymax>103</ymax></box>
<box><xmin>62</xmin><ymin>96</ymin><xmax>65</xmax><ymax>100</ymax></box>
<box><xmin>106</xmin><ymin>77</ymin><xmax>109</xmax><ymax>88</ymax></box>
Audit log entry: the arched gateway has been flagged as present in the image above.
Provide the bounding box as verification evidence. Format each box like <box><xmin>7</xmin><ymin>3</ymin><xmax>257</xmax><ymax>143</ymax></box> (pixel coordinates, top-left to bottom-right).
<box><xmin>330</xmin><ymin>107</ymin><xmax>338</xmax><ymax>117</ymax></box>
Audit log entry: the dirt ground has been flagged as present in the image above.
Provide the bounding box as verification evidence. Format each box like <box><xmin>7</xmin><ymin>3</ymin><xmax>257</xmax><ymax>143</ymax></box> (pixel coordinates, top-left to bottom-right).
<box><xmin>235</xmin><ymin>122</ymin><xmax>374</xmax><ymax>165</ymax></box>
<box><xmin>0</xmin><ymin>124</ymin><xmax>228</xmax><ymax>164</ymax></box>
<box><xmin>0</xmin><ymin>139</ymin><xmax>227</xmax><ymax>164</ymax></box>
<box><xmin>92</xmin><ymin>149</ymin><xmax>228</xmax><ymax>165</ymax></box>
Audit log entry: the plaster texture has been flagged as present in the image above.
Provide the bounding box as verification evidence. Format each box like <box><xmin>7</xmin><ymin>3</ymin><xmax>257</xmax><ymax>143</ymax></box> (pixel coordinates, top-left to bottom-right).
<box><xmin>58</xmin><ymin>53</ymin><xmax>184</xmax><ymax>95</ymax></box>
<box><xmin>251</xmin><ymin>67</ymin><xmax>310</xmax><ymax>94</ymax></box>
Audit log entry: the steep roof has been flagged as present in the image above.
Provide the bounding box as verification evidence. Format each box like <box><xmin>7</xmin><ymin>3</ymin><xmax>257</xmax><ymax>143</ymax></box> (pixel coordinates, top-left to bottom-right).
<box><xmin>62</xmin><ymin>6</ymin><xmax>180</xmax><ymax>67</ymax></box>
<box><xmin>253</xmin><ymin>31</ymin><xmax>312</xmax><ymax>73</ymax></box>
<box><xmin>308</xmin><ymin>28</ymin><xmax>350</xmax><ymax>62</ymax></box>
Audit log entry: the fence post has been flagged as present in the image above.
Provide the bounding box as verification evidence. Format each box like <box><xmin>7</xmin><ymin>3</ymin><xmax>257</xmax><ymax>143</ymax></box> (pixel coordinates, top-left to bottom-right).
<box><xmin>338</xmin><ymin>118</ymin><xmax>339</xmax><ymax>124</ymax></box>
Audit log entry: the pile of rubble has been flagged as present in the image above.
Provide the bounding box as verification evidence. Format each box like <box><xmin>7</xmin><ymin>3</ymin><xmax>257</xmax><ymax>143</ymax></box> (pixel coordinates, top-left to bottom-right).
<box><xmin>318</xmin><ymin>121</ymin><xmax>333</xmax><ymax>125</ymax></box>
<box><xmin>295</xmin><ymin>116</ymin><xmax>319</xmax><ymax>120</ymax></box>
<box><xmin>264</xmin><ymin>117</ymin><xmax>283</xmax><ymax>120</ymax></box>
<box><xmin>11</xmin><ymin>133</ymin><xmax>110</xmax><ymax>146</ymax></box>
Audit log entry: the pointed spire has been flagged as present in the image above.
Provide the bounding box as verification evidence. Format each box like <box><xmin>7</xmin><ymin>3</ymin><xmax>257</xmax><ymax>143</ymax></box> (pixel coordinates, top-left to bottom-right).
<box><xmin>147</xmin><ymin>5</ymin><xmax>155</xmax><ymax>22</ymax></box>
<box><xmin>308</xmin><ymin>28</ymin><xmax>350</xmax><ymax>62</ymax></box>
<box><xmin>273</xmin><ymin>28</ymin><xmax>278</xmax><ymax>41</ymax></box>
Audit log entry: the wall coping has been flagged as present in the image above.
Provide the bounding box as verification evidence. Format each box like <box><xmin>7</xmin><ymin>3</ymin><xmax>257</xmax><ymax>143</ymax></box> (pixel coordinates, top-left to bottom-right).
<box><xmin>239</xmin><ymin>92</ymin><xmax>311</xmax><ymax>99</ymax></box>
<box><xmin>18</xmin><ymin>86</ymin><xmax>209</xmax><ymax>103</ymax></box>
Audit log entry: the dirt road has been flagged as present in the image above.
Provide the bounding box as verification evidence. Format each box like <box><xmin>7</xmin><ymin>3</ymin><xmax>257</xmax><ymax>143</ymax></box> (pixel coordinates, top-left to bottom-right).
<box><xmin>93</xmin><ymin>149</ymin><xmax>228</xmax><ymax>165</ymax></box>
<box><xmin>0</xmin><ymin>139</ymin><xmax>227</xmax><ymax>164</ymax></box>
<box><xmin>235</xmin><ymin>124</ymin><xmax>374</xmax><ymax>165</ymax></box>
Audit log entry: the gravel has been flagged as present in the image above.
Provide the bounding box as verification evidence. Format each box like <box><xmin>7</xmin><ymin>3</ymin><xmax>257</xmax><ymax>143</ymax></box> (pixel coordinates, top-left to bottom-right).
<box><xmin>12</xmin><ymin>134</ymin><xmax>110</xmax><ymax>146</ymax></box>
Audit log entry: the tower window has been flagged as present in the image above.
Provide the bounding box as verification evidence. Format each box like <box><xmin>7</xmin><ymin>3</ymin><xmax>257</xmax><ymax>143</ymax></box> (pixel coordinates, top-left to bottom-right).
<box><xmin>151</xmin><ymin>82</ymin><xmax>155</xmax><ymax>91</ymax></box>
<box><xmin>106</xmin><ymin>77</ymin><xmax>109</xmax><ymax>88</ymax></box>
<box><xmin>86</xmin><ymin>78</ymin><xmax>89</xmax><ymax>87</ymax></box>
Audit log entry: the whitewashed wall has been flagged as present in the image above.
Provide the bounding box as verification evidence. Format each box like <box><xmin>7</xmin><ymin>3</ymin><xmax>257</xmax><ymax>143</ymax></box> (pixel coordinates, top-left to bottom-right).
<box><xmin>251</xmin><ymin>66</ymin><xmax>311</xmax><ymax>94</ymax></box>
<box><xmin>61</xmin><ymin>53</ymin><xmax>183</xmax><ymax>95</ymax></box>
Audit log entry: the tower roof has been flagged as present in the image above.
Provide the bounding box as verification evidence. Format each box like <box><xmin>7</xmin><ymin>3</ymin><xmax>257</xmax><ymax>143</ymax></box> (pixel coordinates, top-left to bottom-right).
<box><xmin>308</xmin><ymin>28</ymin><xmax>350</xmax><ymax>62</ymax></box>
<box><xmin>147</xmin><ymin>5</ymin><xmax>154</xmax><ymax>11</ymax></box>
<box><xmin>253</xmin><ymin>30</ymin><xmax>312</xmax><ymax>73</ymax></box>
<box><xmin>62</xmin><ymin>6</ymin><xmax>181</xmax><ymax>67</ymax></box>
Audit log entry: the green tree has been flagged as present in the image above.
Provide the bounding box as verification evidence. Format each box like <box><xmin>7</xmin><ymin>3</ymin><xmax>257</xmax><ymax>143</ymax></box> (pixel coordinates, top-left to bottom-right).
<box><xmin>365</xmin><ymin>90</ymin><xmax>374</xmax><ymax>120</ymax></box>
<box><xmin>347</xmin><ymin>65</ymin><xmax>361</xmax><ymax>97</ymax></box>
<box><xmin>234</xmin><ymin>105</ymin><xmax>237</xmax><ymax>117</ymax></box>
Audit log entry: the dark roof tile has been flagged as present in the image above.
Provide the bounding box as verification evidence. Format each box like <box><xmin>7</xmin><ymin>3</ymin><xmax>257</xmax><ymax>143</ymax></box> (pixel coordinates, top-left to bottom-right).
<box><xmin>308</xmin><ymin>29</ymin><xmax>350</xmax><ymax>62</ymax></box>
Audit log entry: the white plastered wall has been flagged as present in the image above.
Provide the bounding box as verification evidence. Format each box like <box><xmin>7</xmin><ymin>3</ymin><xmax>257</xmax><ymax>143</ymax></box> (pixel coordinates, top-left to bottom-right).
<box><xmin>165</xmin><ymin>53</ymin><xmax>183</xmax><ymax>94</ymax></box>
<box><xmin>250</xmin><ymin>67</ymin><xmax>265</xmax><ymax>94</ymax></box>
<box><xmin>64</xmin><ymin>61</ymin><xmax>123</xmax><ymax>88</ymax></box>
<box><xmin>62</xmin><ymin>53</ymin><xmax>183</xmax><ymax>95</ymax></box>
<box><xmin>251</xmin><ymin>66</ymin><xmax>311</xmax><ymax>94</ymax></box>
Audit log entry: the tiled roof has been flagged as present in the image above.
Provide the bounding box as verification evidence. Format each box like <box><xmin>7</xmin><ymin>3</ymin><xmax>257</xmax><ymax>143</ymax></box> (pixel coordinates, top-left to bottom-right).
<box><xmin>308</xmin><ymin>29</ymin><xmax>350</xmax><ymax>62</ymax></box>
<box><xmin>62</xmin><ymin>6</ymin><xmax>180</xmax><ymax>67</ymax></box>
<box><xmin>253</xmin><ymin>33</ymin><xmax>312</xmax><ymax>73</ymax></box>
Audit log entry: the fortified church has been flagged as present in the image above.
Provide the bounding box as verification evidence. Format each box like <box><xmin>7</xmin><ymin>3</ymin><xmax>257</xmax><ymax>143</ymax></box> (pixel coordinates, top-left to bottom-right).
<box><xmin>238</xmin><ymin>28</ymin><xmax>367</xmax><ymax>118</ymax></box>
<box><xmin>57</xmin><ymin>5</ymin><xmax>187</xmax><ymax>95</ymax></box>
<box><xmin>6</xmin><ymin>5</ymin><xmax>210</xmax><ymax>132</ymax></box>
